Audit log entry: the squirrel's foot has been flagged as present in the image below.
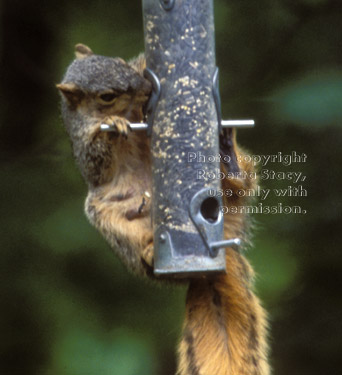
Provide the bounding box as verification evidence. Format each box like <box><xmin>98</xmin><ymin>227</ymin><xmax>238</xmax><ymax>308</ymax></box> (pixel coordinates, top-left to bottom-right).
<box><xmin>141</xmin><ymin>240</ymin><xmax>154</xmax><ymax>268</ymax></box>
<box><xmin>101</xmin><ymin>115</ymin><xmax>131</xmax><ymax>139</ymax></box>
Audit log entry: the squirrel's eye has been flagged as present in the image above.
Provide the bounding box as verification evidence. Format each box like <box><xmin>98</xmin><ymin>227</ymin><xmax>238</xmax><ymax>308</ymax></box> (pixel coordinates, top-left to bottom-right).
<box><xmin>99</xmin><ymin>93</ymin><xmax>117</xmax><ymax>102</ymax></box>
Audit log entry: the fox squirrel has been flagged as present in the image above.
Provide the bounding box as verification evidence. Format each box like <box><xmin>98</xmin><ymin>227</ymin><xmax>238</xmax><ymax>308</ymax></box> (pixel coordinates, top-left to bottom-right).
<box><xmin>57</xmin><ymin>44</ymin><xmax>270</xmax><ymax>375</ymax></box>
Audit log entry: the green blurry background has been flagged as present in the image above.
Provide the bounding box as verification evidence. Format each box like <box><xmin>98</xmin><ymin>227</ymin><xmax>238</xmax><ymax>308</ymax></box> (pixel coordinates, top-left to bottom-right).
<box><xmin>1</xmin><ymin>0</ymin><xmax>341</xmax><ymax>374</ymax></box>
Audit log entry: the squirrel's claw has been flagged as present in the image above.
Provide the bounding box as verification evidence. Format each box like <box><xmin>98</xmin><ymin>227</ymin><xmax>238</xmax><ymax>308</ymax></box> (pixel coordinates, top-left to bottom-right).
<box><xmin>101</xmin><ymin>116</ymin><xmax>131</xmax><ymax>138</ymax></box>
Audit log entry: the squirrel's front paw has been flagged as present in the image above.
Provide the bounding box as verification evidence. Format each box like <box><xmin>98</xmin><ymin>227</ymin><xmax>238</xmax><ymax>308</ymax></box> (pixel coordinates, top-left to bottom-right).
<box><xmin>138</xmin><ymin>191</ymin><xmax>151</xmax><ymax>215</ymax></box>
<box><xmin>101</xmin><ymin>115</ymin><xmax>131</xmax><ymax>139</ymax></box>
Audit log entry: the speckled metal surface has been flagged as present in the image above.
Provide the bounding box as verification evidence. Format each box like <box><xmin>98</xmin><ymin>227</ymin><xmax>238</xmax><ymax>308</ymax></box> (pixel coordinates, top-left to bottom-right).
<box><xmin>143</xmin><ymin>0</ymin><xmax>226</xmax><ymax>276</ymax></box>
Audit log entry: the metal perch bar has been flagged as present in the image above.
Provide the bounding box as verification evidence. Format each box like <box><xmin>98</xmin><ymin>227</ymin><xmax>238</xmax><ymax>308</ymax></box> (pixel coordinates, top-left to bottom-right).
<box><xmin>100</xmin><ymin>119</ymin><xmax>255</xmax><ymax>132</ymax></box>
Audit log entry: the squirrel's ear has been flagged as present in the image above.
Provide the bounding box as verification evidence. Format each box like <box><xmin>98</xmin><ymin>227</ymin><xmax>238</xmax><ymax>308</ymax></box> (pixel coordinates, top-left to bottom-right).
<box><xmin>75</xmin><ymin>44</ymin><xmax>93</xmax><ymax>59</ymax></box>
<box><xmin>128</xmin><ymin>53</ymin><xmax>146</xmax><ymax>75</ymax></box>
<box><xmin>56</xmin><ymin>82</ymin><xmax>84</xmax><ymax>107</ymax></box>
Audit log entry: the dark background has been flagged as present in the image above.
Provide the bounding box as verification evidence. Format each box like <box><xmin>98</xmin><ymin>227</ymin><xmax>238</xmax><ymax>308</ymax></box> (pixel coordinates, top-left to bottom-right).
<box><xmin>1</xmin><ymin>0</ymin><xmax>341</xmax><ymax>374</ymax></box>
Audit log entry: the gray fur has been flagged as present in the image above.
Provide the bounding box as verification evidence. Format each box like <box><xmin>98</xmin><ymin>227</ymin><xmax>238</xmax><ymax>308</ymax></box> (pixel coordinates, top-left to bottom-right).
<box><xmin>61</xmin><ymin>54</ymin><xmax>148</xmax><ymax>93</ymax></box>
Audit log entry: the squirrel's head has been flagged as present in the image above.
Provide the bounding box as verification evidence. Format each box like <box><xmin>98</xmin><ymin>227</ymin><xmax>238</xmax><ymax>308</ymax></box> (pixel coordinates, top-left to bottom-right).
<box><xmin>57</xmin><ymin>44</ymin><xmax>152</xmax><ymax>120</ymax></box>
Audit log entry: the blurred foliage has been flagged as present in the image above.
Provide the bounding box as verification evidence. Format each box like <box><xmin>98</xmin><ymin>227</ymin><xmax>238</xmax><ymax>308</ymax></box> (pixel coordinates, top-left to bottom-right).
<box><xmin>271</xmin><ymin>70</ymin><xmax>342</xmax><ymax>127</ymax></box>
<box><xmin>1</xmin><ymin>0</ymin><xmax>341</xmax><ymax>374</ymax></box>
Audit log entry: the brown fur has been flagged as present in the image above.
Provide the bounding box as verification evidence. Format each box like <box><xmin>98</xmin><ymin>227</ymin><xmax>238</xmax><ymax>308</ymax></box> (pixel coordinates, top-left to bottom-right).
<box><xmin>57</xmin><ymin>45</ymin><xmax>270</xmax><ymax>375</ymax></box>
<box><xmin>177</xmin><ymin>151</ymin><xmax>269</xmax><ymax>375</ymax></box>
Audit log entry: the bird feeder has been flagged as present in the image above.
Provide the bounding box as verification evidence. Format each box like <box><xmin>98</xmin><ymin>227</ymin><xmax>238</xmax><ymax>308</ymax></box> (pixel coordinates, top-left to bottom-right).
<box><xmin>141</xmin><ymin>0</ymin><xmax>251</xmax><ymax>277</ymax></box>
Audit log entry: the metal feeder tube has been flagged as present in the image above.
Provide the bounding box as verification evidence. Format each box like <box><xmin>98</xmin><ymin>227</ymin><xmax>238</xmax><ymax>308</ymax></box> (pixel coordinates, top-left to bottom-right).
<box><xmin>143</xmin><ymin>0</ymin><xmax>227</xmax><ymax>277</ymax></box>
